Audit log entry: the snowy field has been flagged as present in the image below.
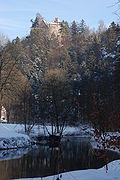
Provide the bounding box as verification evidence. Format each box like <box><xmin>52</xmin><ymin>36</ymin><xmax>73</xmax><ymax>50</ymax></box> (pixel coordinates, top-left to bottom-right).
<box><xmin>15</xmin><ymin>160</ymin><xmax>120</xmax><ymax>180</ymax></box>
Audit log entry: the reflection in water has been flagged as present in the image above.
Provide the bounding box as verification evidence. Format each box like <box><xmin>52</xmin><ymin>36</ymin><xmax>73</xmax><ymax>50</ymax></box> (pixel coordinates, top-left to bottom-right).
<box><xmin>0</xmin><ymin>137</ymin><xmax>120</xmax><ymax>180</ymax></box>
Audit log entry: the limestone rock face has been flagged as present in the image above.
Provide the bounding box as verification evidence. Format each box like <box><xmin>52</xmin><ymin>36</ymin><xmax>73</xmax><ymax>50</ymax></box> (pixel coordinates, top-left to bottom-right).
<box><xmin>49</xmin><ymin>18</ymin><xmax>62</xmax><ymax>42</ymax></box>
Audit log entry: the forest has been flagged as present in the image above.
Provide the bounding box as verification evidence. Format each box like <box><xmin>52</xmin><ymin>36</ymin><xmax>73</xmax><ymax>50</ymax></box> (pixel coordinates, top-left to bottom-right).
<box><xmin>0</xmin><ymin>13</ymin><xmax>120</xmax><ymax>137</ymax></box>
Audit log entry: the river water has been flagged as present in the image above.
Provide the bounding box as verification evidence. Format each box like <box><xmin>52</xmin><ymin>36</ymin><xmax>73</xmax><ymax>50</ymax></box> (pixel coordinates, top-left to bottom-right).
<box><xmin>0</xmin><ymin>137</ymin><xmax>120</xmax><ymax>180</ymax></box>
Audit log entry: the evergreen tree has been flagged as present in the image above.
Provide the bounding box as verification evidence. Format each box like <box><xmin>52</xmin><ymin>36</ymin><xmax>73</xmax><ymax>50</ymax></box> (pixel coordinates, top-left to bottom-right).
<box><xmin>31</xmin><ymin>13</ymin><xmax>43</xmax><ymax>28</ymax></box>
<box><xmin>114</xmin><ymin>36</ymin><xmax>120</xmax><ymax>105</ymax></box>
<box><xmin>79</xmin><ymin>19</ymin><xmax>86</xmax><ymax>34</ymax></box>
<box><xmin>60</xmin><ymin>20</ymin><xmax>70</xmax><ymax>47</ymax></box>
<box><xmin>71</xmin><ymin>21</ymin><xmax>79</xmax><ymax>46</ymax></box>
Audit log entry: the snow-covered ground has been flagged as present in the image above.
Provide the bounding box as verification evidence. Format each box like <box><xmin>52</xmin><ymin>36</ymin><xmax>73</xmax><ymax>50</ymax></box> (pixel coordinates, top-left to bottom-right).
<box><xmin>0</xmin><ymin>123</ymin><xmax>31</xmax><ymax>149</ymax></box>
<box><xmin>15</xmin><ymin>160</ymin><xmax>120</xmax><ymax>180</ymax></box>
<box><xmin>2</xmin><ymin>123</ymin><xmax>94</xmax><ymax>137</ymax></box>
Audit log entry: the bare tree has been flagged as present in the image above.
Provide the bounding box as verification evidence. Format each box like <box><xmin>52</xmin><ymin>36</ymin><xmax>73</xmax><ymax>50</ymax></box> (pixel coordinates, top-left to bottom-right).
<box><xmin>0</xmin><ymin>37</ymin><xmax>26</xmax><ymax>120</ymax></box>
<box><xmin>112</xmin><ymin>0</ymin><xmax>120</xmax><ymax>19</ymax></box>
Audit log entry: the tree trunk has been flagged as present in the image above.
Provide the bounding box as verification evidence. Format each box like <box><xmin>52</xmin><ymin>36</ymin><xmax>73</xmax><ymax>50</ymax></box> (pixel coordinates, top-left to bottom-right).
<box><xmin>23</xmin><ymin>94</ymin><xmax>27</xmax><ymax>132</ymax></box>
<box><xmin>0</xmin><ymin>69</ymin><xmax>2</xmax><ymax>119</ymax></box>
<box><xmin>52</xmin><ymin>89</ymin><xmax>59</xmax><ymax>134</ymax></box>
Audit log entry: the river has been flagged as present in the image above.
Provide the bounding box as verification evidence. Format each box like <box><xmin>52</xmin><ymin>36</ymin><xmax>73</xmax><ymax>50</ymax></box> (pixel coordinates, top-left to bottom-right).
<box><xmin>0</xmin><ymin>137</ymin><xmax>120</xmax><ymax>180</ymax></box>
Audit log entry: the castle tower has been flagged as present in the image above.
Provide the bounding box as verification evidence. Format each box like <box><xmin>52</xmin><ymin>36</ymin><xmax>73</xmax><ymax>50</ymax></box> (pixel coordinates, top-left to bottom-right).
<box><xmin>49</xmin><ymin>18</ymin><xmax>62</xmax><ymax>43</ymax></box>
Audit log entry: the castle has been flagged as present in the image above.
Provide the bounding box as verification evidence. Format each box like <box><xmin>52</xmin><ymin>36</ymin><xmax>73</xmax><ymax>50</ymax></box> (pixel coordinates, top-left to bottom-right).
<box><xmin>31</xmin><ymin>14</ymin><xmax>62</xmax><ymax>43</ymax></box>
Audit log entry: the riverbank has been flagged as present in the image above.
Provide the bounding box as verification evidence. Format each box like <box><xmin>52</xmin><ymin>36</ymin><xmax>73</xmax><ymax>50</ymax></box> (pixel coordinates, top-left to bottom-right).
<box><xmin>15</xmin><ymin>160</ymin><xmax>120</xmax><ymax>180</ymax></box>
<box><xmin>0</xmin><ymin>123</ymin><xmax>120</xmax><ymax>154</ymax></box>
<box><xmin>0</xmin><ymin>122</ymin><xmax>93</xmax><ymax>150</ymax></box>
<box><xmin>0</xmin><ymin>123</ymin><xmax>31</xmax><ymax>149</ymax></box>
<box><xmin>90</xmin><ymin>132</ymin><xmax>120</xmax><ymax>154</ymax></box>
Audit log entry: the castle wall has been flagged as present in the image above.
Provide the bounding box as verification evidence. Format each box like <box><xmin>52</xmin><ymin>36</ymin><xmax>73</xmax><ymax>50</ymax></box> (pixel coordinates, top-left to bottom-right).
<box><xmin>49</xmin><ymin>18</ymin><xmax>62</xmax><ymax>43</ymax></box>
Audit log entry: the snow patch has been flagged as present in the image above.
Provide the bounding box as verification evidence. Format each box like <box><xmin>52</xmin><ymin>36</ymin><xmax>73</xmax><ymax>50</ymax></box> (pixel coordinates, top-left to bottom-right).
<box><xmin>0</xmin><ymin>124</ymin><xmax>31</xmax><ymax>149</ymax></box>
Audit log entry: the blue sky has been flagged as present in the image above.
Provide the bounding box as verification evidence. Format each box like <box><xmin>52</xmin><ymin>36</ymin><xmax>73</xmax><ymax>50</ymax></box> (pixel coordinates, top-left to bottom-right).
<box><xmin>0</xmin><ymin>0</ymin><xmax>118</xmax><ymax>40</ymax></box>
